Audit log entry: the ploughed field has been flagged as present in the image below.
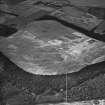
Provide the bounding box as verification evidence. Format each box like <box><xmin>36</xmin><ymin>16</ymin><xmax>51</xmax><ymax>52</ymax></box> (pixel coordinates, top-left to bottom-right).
<box><xmin>0</xmin><ymin>20</ymin><xmax>105</xmax><ymax>75</ymax></box>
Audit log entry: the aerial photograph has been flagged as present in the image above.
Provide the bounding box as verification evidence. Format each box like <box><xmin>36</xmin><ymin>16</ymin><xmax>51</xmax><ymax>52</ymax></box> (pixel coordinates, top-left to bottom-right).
<box><xmin>0</xmin><ymin>0</ymin><xmax>105</xmax><ymax>105</ymax></box>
